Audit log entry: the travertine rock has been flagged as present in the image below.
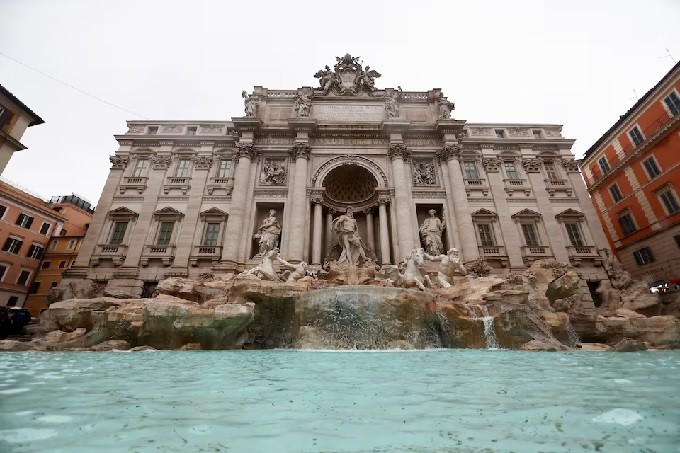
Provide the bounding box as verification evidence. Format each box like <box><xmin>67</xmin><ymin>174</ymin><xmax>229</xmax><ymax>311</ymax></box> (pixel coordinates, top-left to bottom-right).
<box><xmin>596</xmin><ymin>313</ymin><xmax>680</xmax><ymax>347</ymax></box>
<box><xmin>611</xmin><ymin>338</ymin><xmax>648</xmax><ymax>352</ymax></box>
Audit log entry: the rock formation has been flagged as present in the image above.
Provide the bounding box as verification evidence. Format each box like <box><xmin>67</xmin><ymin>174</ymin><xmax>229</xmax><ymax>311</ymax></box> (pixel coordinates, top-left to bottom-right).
<box><xmin>2</xmin><ymin>255</ymin><xmax>678</xmax><ymax>352</ymax></box>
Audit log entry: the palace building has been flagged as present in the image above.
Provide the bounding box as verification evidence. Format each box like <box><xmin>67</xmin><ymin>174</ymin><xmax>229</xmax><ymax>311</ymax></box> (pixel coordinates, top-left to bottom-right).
<box><xmin>65</xmin><ymin>54</ymin><xmax>610</xmax><ymax>299</ymax></box>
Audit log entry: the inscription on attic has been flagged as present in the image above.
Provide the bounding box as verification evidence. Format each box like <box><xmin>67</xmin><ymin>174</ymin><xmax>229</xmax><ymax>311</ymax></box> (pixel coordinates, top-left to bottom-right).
<box><xmin>312</xmin><ymin>103</ymin><xmax>384</xmax><ymax>122</ymax></box>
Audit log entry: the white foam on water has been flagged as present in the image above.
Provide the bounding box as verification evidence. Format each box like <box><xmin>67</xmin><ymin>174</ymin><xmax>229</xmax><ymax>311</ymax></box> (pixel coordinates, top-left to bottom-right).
<box><xmin>37</xmin><ymin>415</ymin><xmax>73</xmax><ymax>424</ymax></box>
<box><xmin>42</xmin><ymin>373</ymin><xmax>65</xmax><ymax>380</ymax></box>
<box><xmin>0</xmin><ymin>428</ymin><xmax>58</xmax><ymax>443</ymax></box>
<box><xmin>592</xmin><ymin>408</ymin><xmax>643</xmax><ymax>426</ymax></box>
<box><xmin>613</xmin><ymin>378</ymin><xmax>632</xmax><ymax>384</ymax></box>
<box><xmin>0</xmin><ymin>388</ymin><xmax>30</xmax><ymax>395</ymax></box>
<box><xmin>15</xmin><ymin>411</ymin><xmax>35</xmax><ymax>416</ymax></box>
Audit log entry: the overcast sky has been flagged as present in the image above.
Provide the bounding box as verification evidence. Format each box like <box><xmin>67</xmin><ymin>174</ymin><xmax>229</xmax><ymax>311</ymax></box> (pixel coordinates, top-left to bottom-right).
<box><xmin>1</xmin><ymin>0</ymin><xmax>678</xmax><ymax>205</ymax></box>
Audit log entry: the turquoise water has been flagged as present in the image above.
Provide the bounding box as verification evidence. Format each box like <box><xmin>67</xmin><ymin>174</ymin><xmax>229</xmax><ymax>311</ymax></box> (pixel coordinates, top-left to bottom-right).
<box><xmin>1</xmin><ymin>350</ymin><xmax>679</xmax><ymax>452</ymax></box>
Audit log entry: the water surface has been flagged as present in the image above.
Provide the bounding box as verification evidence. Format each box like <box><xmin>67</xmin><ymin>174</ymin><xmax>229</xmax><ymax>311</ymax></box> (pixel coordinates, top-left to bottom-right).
<box><xmin>1</xmin><ymin>350</ymin><xmax>678</xmax><ymax>452</ymax></box>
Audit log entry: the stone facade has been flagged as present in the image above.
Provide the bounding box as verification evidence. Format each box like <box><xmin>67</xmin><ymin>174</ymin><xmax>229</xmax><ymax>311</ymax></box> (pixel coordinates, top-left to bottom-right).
<box><xmin>66</xmin><ymin>55</ymin><xmax>610</xmax><ymax>297</ymax></box>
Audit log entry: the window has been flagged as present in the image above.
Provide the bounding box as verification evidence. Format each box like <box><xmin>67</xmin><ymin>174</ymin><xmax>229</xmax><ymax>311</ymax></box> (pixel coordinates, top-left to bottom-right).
<box><xmin>216</xmin><ymin>159</ymin><xmax>231</xmax><ymax>179</ymax></box>
<box><xmin>463</xmin><ymin>162</ymin><xmax>479</xmax><ymax>179</ymax></box>
<box><xmin>0</xmin><ymin>104</ymin><xmax>12</xmax><ymax>130</ymax></box>
<box><xmin>147</xmin><ymin>126</ymin><xmax>159</xmax><ymax>134</ymax></box>
<box><xmin>598</xmin><ymin>156</ymin><xmax>610</xmax><ymax>174</ymax></box>
<box><xmin>642</xmin><ymin>156</ymin><xmax>661</xmax><ymax>180</ymax></box>
<box><xmin>609</xmin><ymin>183</ymin><xmax>623</xmax><ymax>202</ymax></box>
<box><xmin>629</xmin><ymin>126</ymin><xmax>644</xmax><ymax>147</ymax></box>
<box><xmin>109</xmin><ymin>221</ymin><xmax>128</xmax><ymax>245</ymax></box>
<box><xmin>521</xmin><ymin>223</ymin><xmax>540</xmax><ymax>247</ymax></box>
<box><xmin>618</xmin><ymin>212</ymin><xmax>637</xmax><ymax>236</ymax></box>
<box><xmin>565</xmin><ymin>223</ymin><xmax>585</xmax><ymax>247</ymax></box>
<box><xmin>202</xmin><ymin>223</ymin><xmax>221</xmax><ymax>246</ymax></box>
<box><xmin>26</xmin><ymin>244</ymin><xmax>44</xmax><ymax>260</ymax></box>
<box><xmin>41</xmin><ymin>261</ymin><xmax>51</xmax><ymax>269</ymax></box>
<box><xmin>39</xmin><ymin>222</ymin><xmax>50</xmax><ymax>235</ymax></box>
<box><xmin>544</xmin><ymin>162</ymin><xmax>559</xmax><ymax>181</ymax></box>
<box><xmin>0</xmin><ymin>264</ymin><xmax>8</xmax><ymax>281</ymax></box>
<box><xmin>658</xmin><ymin>187</ymin><xmax>680</xmax><ymax>215</ymax></box>
<box><xmin>58</xmin><ymin>261</ymin><xmax>67</xmax><ymax>269</ymax></box>
<box><xmin>132</xmin><ymin>159</ymin><xmax>149</xmax><ymax>177</ymax></box>
<box><xmin>156</xmin><ymin>221</ymin><xmax>175</xmax><ymax>245</ymax></box>
<box><xmin>175</xmin><ymin>158</ymin><xmax>192</xmax><ymax>177</ymax></box>
<box><xmin>51</xmin><ymin>282</ymin><xmax>58</xmax><ymax>289</ymax></box>
<box><xmin>187</xmin><ymin>126</ymin><xmax>197</xmax><ymax>135</ymax></box>
<box><xmin>2</xmin><ymin>237</ymin><xmax>23</xmax><ymax>254</ymax></box>
<box><xmin>17</xmin><ymin>270</ymin><xmax>31</xmax><ymax>286</ymax></box>
<box><xmin>49</xmin><ymin>240</ymin><xmax>57</xmax><ymax>250</ymax></box>
<box><xmin>633</xmin><ymin>247</ymin><xmax>655</xmax><ymax>266</ymax></box>
<box><xmin>532</xmin><ymin>130</ymin><xmax>542</xmax><ymax>139</ymax></box>
<box><xmin>6</xmin><ymin>296</ymin><xmax>18</xmax><ymax>307</ymax></box>
<box><xmin>495</xmin><ymin>129</ymin><xmax>505</xmax><ymax>138</ymax></box>
<box><xmin>664</xmin><ymin>91</ymin><xmax>680</xmax><ymax>116</ymax></box>
<box><xmin>16</xmin><ymin>213</ymin><xmax>34</xmax><ymax>229</ymax></box>
<box><xmin>477</xmin><ymin>224</ymin><xmax>496</xmax><ymax>246</ymax></box>
<box><xmin>0</xmin><ymin>205</ymin><xmax>6</xmax><ymax>219</ymax></box>
<box><xmin>504</xmin><ymin>162</ymin><xmax>519</xmax><ymax>180</ymax></box>
<box><xmin>67</xmin><ymin>239</ymin><xmax>77</xmax><ymax>250</ymax></box>
<box><xmin>675</xmin><ymin>234</ymin><xmax>680</xmax><ymax>248</ymax></box>
<box><xmin>28</xmin><ymin>281</ymin><xmax>41</xmax><ymax>295</ymax></box>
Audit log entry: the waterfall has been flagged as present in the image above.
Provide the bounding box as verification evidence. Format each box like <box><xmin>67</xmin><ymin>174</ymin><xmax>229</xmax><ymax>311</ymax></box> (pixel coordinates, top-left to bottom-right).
<box><xmin>565</xmin><ymin>319</ymin><xmax>580</xmax><ymax>346</ymax></box>
<box><xmin>466</xmin><ymin>304</ymin><xmax>500</xmax><ymax>349</ymax></box>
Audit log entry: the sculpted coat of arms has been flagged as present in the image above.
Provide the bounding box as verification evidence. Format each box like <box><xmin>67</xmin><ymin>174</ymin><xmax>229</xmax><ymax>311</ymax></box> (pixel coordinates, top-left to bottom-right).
<box><xmin>314</xmin><ymin>53</ymin><xmax>381</xmax><ymax>95</ymax></box>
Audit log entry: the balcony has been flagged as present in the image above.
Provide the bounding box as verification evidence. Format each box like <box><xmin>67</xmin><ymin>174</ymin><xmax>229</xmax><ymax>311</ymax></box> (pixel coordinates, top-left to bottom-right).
<box><xmin>521</xmin><ymin>245</ymin><xmax>553</xmax><ymax>264</ymax></box>
<box><xmin>464</xmin><ymin>179</ymin><xmax>489</xmax><ymax>196</ymax></box>
<box><xmin>545</xmin><ymin>178</ymin><xmax>573</xmax><ymax>197</ymax></box>
<box><xmin>477</xmin><ymin>245</ymin><xmax>509</xmax><ymax>267</ymax></box>
<box><xmin>91</xmin><ymin>244</ymin><xmax>127</xmax><ymax>266</ymax></box>
<box><xmin>119</xmin><ymin>176</ymin><xmax>148</xmax><ymax>194</ymax></box>
<box><xmin>566</xmin><ymin>245</ymin><xmax>599</xmax><ymax>266</ymax></box>
<box><xmin>503</xmin><ymin>178</ymin><xmax>531</xmax><ymax>196</ymax></box>
<box><xmin>163</xmin><ymin>177</ymin><xmax>191</xmax><ymax>195</ymax></box>
<box><xmin>141</xmin><ymin>244</ymin><xmax>176</xmax><ymax>266</ymax></box>
<box><xmin>190</xmin><ymin>245</ymin><xmax>222</xmax><ymax>266</ymax></box>
<box><xmin>206</xmin><ymin>176</ymin><xmax>234</xmax><ymax>195</ymax></box>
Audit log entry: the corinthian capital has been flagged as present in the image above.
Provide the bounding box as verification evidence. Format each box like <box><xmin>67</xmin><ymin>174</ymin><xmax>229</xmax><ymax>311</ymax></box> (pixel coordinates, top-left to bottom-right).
<box><xmin>290</xmin><ymin>143</ymin><xmax>311</xmax><ymax>160</ymax></box>
<box><xmin>109</xmin><ymin>155</ymin><xmax>129</xmax><ymax>170</ymax></box>
<box><xmin>236</xmin><ymin>143</ymin><xmax>259</xmax><ymax>160</ymax></box>
<box><xmin>436</xmin><ymin>144</ymin><xmax>461</xmax><ymax>162</ymax></box>
<box><xmin>388</xmin><ymin>143</ymin><xmax>410</xmax><ymax>161</ymax></box>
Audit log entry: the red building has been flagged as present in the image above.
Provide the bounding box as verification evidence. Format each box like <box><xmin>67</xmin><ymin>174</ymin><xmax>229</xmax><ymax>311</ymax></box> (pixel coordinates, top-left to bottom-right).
<box><xmin>582</xmin><ymin>61</ymin><xmax>680</xmax><ymax>282</ymax></box>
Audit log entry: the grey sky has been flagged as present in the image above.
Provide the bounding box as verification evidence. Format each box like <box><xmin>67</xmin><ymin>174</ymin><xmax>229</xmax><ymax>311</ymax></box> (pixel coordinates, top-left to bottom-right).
<box><xmin>1</xmin><ymin>0</ymin><xmax>678</xmax><ymax>205</ymax></box>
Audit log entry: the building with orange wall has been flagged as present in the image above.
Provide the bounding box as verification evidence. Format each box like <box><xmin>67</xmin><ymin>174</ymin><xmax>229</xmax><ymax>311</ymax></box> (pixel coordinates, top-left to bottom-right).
<box><xmin>25</xmin><ymin>195</ymin><xmax>93</xmax><ymax>315</ymax></box>
<box><xmin>581</xmin><ymin>61</ymin><xmax>680</xmax><ymax>282</ymax></box>
<box><xmin>0</xmin><ymin>84</ymin><xmax>44</xmax><ymax>174</ymax></box>
<box><xmin>0</xmin><ymin>179</ymin><xmax>65</xmax><ymax>307</ymax></box>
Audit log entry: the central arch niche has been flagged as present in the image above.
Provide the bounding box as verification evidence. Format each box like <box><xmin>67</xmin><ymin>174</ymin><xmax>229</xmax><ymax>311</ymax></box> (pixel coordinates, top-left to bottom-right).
<box><xmin>322</xmin><ymin>164</ymin><xmax>378</xmax><ymax>207</ymax></box>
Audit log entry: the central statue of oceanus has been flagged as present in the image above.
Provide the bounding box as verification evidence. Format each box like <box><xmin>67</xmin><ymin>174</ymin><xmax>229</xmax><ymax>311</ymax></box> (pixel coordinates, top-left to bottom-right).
<box><xmin>332</xmin><ymin>206</ymin><xmax>371</xmax><ymax>267</ymax></box>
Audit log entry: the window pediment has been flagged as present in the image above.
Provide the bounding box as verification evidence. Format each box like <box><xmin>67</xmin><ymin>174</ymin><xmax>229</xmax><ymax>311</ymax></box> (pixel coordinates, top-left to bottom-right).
<box><xmin>555</xmin><ymin>208</ymin><xmax>585</xmax><ymax>220</ymax></box>
<box><xmin>200</xmin><ymin>207</ymin><xmax>228</xmax><ymax>220</ymax></box>
<box><xmin>511</xmin><ymin>209</ymin><xmax>542</xmax><ymax>220</ymax></box>
<box><xmin>471</xmin><ymin>208</ymin><xmax>498</xmax><ymax>220</ymax></box>
<box><xmin>153</xmin><ymin>207</ymin><xmax>184</xmax><ymax>220</ymax></box>
<box><xmin>108</xmin><ymin>207</ymin><xmax>139</xmax><ymax>219</ymax></box>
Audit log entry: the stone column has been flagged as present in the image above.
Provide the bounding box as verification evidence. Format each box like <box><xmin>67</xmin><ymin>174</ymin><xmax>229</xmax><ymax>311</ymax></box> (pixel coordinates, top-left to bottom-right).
<box><xmin>365</xmin><ymin>208</ymin><xmax>375</xmax><ymax>254</ymax></box>
<box><xmin>388</xmin><ymin>144</ymin><xmax>415</xmax><ymax>256</ymax></box>
<box><xmin>325</xmin><ymin>210</ymin><xmax>334</xmax><ymax>257</ymax></box>
<box><xmin>221</xmin><ymin>144</ymin><xmax>258</xmax><ymax>264</ymax></box>
<box><xmin>440</xmin><ymin>145</ymin><xmax>479</xmax><ymax>262</ymax></box>
<box><xmin>311</xmin><ymin>200</ymin><xmax>323</xmax><ymax>265</ymax></box>
<box><xmin>378</xmin><ymin>199</ymin><xmax>391</xmax><ymax>265</ymax></box>
<box><xmin>74</xmin><ymin>155</ymin><xmax>128</xmax><ymax>268</ymax></box>
<box><xmin>287</xmin><ymin>143</ymin><xmax>311</xmax><ymax>262</ymax></box>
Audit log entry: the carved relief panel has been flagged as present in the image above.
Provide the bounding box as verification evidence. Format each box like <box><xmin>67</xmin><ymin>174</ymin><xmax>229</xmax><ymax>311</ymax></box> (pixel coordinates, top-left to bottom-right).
<box><xmin>259</xmin><ymin>158</ymin><xmax>287</xmax><ymax>186</ymax></box>
<box><xmin>411</xmin><ymin>159</ymin><xmax>438</xmax><ymax>186</ymax></box>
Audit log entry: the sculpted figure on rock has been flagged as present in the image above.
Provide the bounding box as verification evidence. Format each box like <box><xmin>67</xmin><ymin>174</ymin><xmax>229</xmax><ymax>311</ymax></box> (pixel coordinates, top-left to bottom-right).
<box><xmin>240</xmin><ymin>249</ymin><xmax>310</xmax><ymax>283</ymax></box>
<box><xmin>424</xmin><ymin>248</ymin><xmax>467</xmax><ymax>288</ymax></box>
<box><xmin>419</xmin><ymin>209</ymin><xmax>445</xmax><ymax>255</ymax></box>
<box><xmin>598</xmin><ymin>248</ymin><xmax>631</xmax><ymax>289</ymax></box>
<box><xmin>255</xmin><ymin>210</ymin><xmax>282</xmax><ymax>256</ymax></box>
<box><xmin>332</xmin><ymin>207</ymin><xmax>370</xmax><ymax>267</ymax></box>
<box><xmin>397</xmin><ymin>248</ymin><xmax>434</xmax><ymax>291</ymax></box>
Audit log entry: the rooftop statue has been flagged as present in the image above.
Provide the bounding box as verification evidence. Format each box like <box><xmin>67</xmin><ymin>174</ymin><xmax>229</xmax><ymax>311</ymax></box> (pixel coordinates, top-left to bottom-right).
<box><xmin>438</xmin><ymin>98</ymin><xmax>455</xmax><ymax>120</ymax></box>
<box><xmin>294</xmin><ymin>89</ymin><xmax>312</xmax><ymax>117</ymax></box>
<box><xmin>242</xmin><ymin>90</ymin><xmax>259</xmax><ymax>117</ymax></box>
<box><xmin>313</xmin><ymin>53</ymin><xmax>381</xmax><ymax>95</ymax></box>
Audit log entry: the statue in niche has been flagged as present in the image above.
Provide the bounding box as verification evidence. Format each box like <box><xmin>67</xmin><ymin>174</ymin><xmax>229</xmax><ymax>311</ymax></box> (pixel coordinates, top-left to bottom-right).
<box><xmin>413</xmin><ymin>162</ymin><xmax>437</xmax><ymax>185</ymax></box>
<box><xmin>254</xmin><ymin>210</ymin><xmax>282</xmax><ymax>256</ymax></box>
<box><xmin>424</xmin><ymin>248</ymin><xmax>467</xmax><ymax>287</ymax></box>
<box><xmin>294</xmin><ymin>90</ymin><xmax>312</xmax><ymax>117</ymax></box>
<box><xmin>419</xmin><ymin>209</ymin><xmax>445</xmax><ymax>256</ymax></box>
<box><xmin>385</xmin><ymin>88</ymin><xmax>401</xmax><ymax>118</ymax></box>
<box><xmin>332</xmin><ymin>206</ymin><xmax>370</xmax><ymax>266</ymax></box>
<box><xmin>260</xmin><ymin>159</ymin><xmax>286</xmax><ymax>185</ymax></box>
<box><xmin>242</xmin><ymin>90</ymin><xmax>259</xmax><ymax>117</ymax></box>
<box><xmin>438</xmin><ymin>99</ymin><xmax>454</xmax><ymax>120</ymax></box>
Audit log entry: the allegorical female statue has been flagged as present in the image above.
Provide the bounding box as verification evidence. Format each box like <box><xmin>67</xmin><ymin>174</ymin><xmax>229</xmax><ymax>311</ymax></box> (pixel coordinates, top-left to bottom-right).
<box><xmin>419</xmin><ymin>209</ymin><xmax>445</xmax><ymax>256</ymax></box>
<box><xmin>254</xmin><ymin>209</ymin><xmax>282</xmax><ymax>256</ymax></box>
